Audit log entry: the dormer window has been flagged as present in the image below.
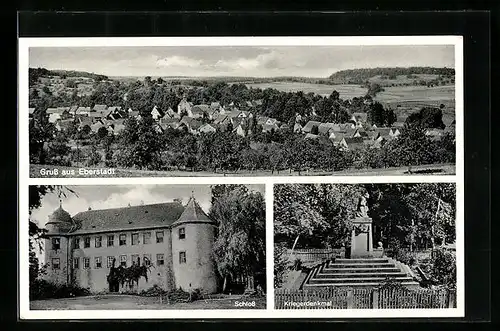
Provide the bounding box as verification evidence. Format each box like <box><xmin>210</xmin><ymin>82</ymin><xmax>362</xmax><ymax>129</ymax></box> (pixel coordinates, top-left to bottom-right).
<box><xmin>178</xmin><ymin>227</ymin><xmax>186</xmax><ymax>240</ymax></box>
<box><xmin>52</xmin><ymin>238</ymin><xmax>61</xmax><ymax>250</ymax></box>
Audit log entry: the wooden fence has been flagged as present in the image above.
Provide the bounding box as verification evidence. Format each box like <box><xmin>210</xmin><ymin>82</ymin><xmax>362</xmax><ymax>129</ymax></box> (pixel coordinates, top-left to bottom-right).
<box><xmin>275</xmin><ymin>287</ymin><xmax>456</xmax><ymax>309</ymax></box>
<box><xmin>286</xmin><ymin>248</ymin><xmax>345</xmax><ymax>264</ymax></box>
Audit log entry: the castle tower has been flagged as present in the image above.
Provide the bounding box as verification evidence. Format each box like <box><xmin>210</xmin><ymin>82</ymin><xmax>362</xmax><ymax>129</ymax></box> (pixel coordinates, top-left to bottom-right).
<box><xmin>44</xmin><ymin>202</ymin><xmax>75</xmax><ymax>285</ymax></box>
<box><xmin>171</xmin><ymin>195</ymin><xmax>218</xmax><ymax>294</ymax></box>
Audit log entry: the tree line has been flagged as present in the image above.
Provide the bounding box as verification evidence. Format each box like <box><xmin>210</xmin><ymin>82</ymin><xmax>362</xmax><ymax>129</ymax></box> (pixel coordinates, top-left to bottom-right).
<box><xmin>30</xmin><ymin>109</ymin><xmax>455</xmax><ymax>174</ymax></box>
<box><xmin>328</xmin><ymin>67</ymin><xmax>455</xmax><ymax>84</ymax></box>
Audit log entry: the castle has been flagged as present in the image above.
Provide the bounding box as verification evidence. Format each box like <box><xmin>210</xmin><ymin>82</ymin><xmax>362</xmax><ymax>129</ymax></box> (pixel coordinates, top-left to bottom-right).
<box><xmin>43</xmin><ymin>196</ymin><xmax>219</xmax><ymax>294</ymax></box>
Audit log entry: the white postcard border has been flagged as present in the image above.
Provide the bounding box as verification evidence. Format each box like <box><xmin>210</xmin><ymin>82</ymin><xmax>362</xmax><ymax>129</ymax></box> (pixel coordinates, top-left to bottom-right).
<box><xmin>18</xmin><ymin>35</ymin><xmax>464</xmax><ymax>319</ymax></box>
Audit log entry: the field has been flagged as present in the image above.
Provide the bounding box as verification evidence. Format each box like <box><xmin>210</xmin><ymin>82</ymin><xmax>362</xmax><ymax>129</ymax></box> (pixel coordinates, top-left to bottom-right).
<box><xmin>30</xmin><ymin>163</ymin><xmax>456</xmax><ymax>178</ymax></box>
<box><xmin>246</xmin><ymin>82</ymin><xmax>367</xmax><ymax>98</ymax></box>
<box><xmin>368</xmin><ymin>74</ymin><xmax>451</xmax><ymax>86</ymax></box>
<box><xmin>374</xmin><ymin>85</ymin><xmax>455</xmax><ymax>104</ymax></box>
<box><xmin>30</xmin><ymin>294</ymin><xmax>266</xmax><ymax>310</ymax></box>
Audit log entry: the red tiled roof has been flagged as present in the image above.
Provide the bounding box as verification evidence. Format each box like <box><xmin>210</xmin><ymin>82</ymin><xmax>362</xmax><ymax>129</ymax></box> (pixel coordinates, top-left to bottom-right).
<box><xmin>71</xmin><ymin>202</ymin><xmax>185</xmax><ymax>234</ymax></box>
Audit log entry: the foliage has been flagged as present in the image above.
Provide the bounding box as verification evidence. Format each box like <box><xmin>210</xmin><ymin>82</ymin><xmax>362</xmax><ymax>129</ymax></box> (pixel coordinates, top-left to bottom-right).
<box><xmin>107</xmin><ymin>258</ymin><xmax>151</xmax><ymax>290</ymax></box>
<box><xmin>328</xmin><ymin>67</ymin><xmax>455</xmax><ymax>84</ymax></box>
<box><xmin>274</xmin><ymin>184</ymin><xmax>358</xmax><ymax>249</ymax></box>
<box><xmin>292</xmin><ymin>258</ymin><xmax>302</xmax><ymax>271</ymax></box>
<box><xmin>30</xmin><ymin>279</ymin><xmax>91</xmax><ymax>300</ymax></box>
<box><xmin>365</xmin><ymin>82</ymin><xmax>385</xmax><ymax>97</ymax></box>
<box><xmin>115</xmin><ymin>116</ymin><xmax>163</xmax><ymax>170</ymax></box>
<box><xmin>367</xmin><ymin>102</ymin><xmax>396</xmax><ymax>127</ymax></box>
<box><xmin>273</xmin><ymin>243</ymin><xmax>290</xmax><ymax>288</ymax></box>
<box><xmin>431</xmin><ymin>248</ymin><xmax>456</xmax><ymax>287</ymax></box>
<box><xmin>210</xmin><ymin>185</ymin><xmax>266</xmax><ymax>291</ymax></box>
<box><xmin>406</xmin><ymin>107</ymin><xmax>445</xmax><ymax>129</ymax></box>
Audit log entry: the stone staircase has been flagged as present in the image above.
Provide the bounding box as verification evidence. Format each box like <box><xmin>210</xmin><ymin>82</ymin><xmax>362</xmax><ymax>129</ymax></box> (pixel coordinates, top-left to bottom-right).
<box><xmin>301</xmin><ymin>257</ymin><xmax>420</xmax><ymax>289</ymax></box>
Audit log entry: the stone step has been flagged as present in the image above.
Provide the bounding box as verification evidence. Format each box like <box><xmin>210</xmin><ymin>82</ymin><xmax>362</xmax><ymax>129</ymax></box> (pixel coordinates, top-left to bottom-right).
<box><xmin>325</xmin><ymin>263</ymin><xmax>395</xmax><ymax>269</ymax></box>
<box><xmin>308</xmin><ymin>276</ymin><xmax>415</xmax><ymax>284</ymax></box>
<box><xmin>332</xmin><ymin>258</ymin><xmax>389</xmax><ymax>264</ymax></box>
<box><xmin>320</xmin><ymin>267</ymin><xmax>401</xmax><ymax>274</ymax></box>
<box><xmin>314</xmin><ymin>272</ymin><xmax>408</xmax><ymax>279</ymax></box>
<box><xmin>303</xmin><ymin>281</ymin><xmax>421</xmax><ymax>289</ymax></box>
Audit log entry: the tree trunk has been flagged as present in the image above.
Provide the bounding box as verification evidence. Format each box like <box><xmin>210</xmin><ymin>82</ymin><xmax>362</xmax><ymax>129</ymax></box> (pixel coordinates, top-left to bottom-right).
<box><xmin>222</xmin><ymin>275</ymin><xmax>228</xmax><ymax>293</ymax></box>
<box><xmin>290</xmin><ymin>234</ymin><xmax>300</xmax><ymax>261</ymax></box>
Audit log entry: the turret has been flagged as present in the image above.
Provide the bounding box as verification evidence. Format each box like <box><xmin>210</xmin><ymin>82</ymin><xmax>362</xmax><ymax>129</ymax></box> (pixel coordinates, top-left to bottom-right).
<box><xmin>44</xmin><ymin>202</ymin><xmax>74</xmax><ymax>285</ymax></box>
<box><xmin>171</xmin><ymin>194</ymin><xmax>218</xmax><ymax>294</ymax></box>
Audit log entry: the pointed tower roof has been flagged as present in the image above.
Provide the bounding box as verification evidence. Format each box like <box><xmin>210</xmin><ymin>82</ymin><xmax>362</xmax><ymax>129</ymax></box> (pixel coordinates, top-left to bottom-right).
<box><xmin>45</xmin><ymin>201</ymin><xmax>74</xmax><ymax>234</ymax></box>
<box><xmin>172</xmin><ymin>194</ymin><xmax>215</xmax><ymax>227</ymax></box>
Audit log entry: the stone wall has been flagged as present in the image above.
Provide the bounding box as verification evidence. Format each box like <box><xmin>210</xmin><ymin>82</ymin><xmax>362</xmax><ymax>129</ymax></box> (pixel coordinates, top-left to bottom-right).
<box><xmin>71</xmin><ymin>228</ymin><xmax>174</xmax><ymax>293</ymax></box>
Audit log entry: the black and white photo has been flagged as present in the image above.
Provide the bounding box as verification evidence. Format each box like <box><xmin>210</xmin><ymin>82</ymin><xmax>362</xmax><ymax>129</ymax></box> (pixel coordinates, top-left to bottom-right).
<box><xmin>28</xmin><ymin>184</ymin><xmax>266</xmax><ymax>310</ymax></box>
<box><xmin>27</xmin><ymin>44</ymin><xmax>456</xmax><ymax>178</ymax></box>
<box><xmin>274</xmin><ymin>183</ymin><xmax>457</xmax><ymax>310</ymax></box>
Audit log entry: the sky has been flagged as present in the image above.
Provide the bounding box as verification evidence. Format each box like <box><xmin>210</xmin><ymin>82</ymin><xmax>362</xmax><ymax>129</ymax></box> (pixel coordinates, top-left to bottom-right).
<box><xmin>30</xmin><ymin>184</ymin><xmax>265</xmax><ymax>228</ymax></box>
<box><xmin>29</xmin><ymin>45</ymin><xmax>455</xmax><ymax>78</ymax></box>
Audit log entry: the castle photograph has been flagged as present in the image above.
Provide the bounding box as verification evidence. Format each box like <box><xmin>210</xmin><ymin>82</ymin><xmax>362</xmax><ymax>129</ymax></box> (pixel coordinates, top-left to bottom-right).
<box><xmin>28</xmin><ymin>184</ymin><xmax>266</xmax><ymax>310</ymax></box>
<box><xmin>274</xmin><ymin>183</ymin><xmax>457</xmax><ymax>309</ymax></box>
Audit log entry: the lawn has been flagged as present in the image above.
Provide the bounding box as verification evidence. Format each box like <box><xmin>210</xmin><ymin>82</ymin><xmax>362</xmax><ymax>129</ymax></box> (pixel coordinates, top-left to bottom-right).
<box><xmin>30</xmin><ymin>163</ymin><xmax>456</xmax><ymax>178</ymax></box>
<box><xmin>30</xmin><ymin>294</ymin><xmax>267</xmax><ymax>310</ymax></box>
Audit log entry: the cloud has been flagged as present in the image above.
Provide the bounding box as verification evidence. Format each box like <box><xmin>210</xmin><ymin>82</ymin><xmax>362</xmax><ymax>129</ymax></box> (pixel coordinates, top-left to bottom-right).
<box><xmin>155</xmin><ymin>55</ymin><xmax>203</xmax><ymax>67</ymax></box>
<box><xmin>213</xmin><ymin>50</ymin><xmax>280</xmax><ymax>71</ymax></box>
<box><xmin>30</xmin><ymin>185</ymin><xmax>215</xmax><ymax>228</ymax></box>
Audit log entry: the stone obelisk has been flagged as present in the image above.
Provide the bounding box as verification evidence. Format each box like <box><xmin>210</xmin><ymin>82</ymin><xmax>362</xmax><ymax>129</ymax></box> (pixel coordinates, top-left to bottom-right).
<box><xmin>350</xmin><ymin>192</ymin><xmax>375</xmax><ymax>258</ymax></box>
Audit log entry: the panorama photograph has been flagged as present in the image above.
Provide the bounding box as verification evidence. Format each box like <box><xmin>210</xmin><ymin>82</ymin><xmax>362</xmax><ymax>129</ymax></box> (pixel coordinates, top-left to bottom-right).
<box><xmin>28</xmin><ymin>184</ymin><xmax>266</xmax><ymax>310</ymax></box>
<box><xmin>28</xmin><ymin>45</ymin><xmax>456</xmax><ymax>177</ymax></box>
<box><xmin>274</xmin><ymin>183</ymin><xmax>457</xmax><ymax>309</ymax></box>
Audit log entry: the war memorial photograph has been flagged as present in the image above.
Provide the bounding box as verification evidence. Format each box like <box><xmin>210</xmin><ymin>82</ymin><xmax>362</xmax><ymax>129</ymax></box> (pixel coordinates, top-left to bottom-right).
<box><xmin>26</xmin><ymin>43</ymin><xmax>456</xmax><ymax>178</ymax></box>
<box><xmin>274</xmin><ymin>183</ymin><xmax>457</xmax><ymax>310</ymax></box>
<box><xmin>27</xmin><ymin>184</ymin><xmax>266</xmax><ymax>310</ymax></box>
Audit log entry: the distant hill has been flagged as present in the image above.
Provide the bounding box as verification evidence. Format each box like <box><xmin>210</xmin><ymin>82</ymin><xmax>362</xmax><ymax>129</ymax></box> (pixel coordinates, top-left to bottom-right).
<box><xmin>29</xmin><ymin>68</ymin><xmax>108</xmax><ymax>85</ymax></box>
<box><xmin>328</xmin><ymin>67</ymin><xmax>455</xmax><ymax>85</ymax></box>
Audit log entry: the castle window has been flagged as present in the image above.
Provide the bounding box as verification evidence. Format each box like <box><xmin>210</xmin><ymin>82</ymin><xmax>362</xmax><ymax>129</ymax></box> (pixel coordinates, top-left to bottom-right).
<box><xmin>131</xmin><ymin>233</ymin><xmax>139</xmax><ymax>245</ymax></box>
<box><xmin>131</xmin><ymin>254</ymin><xmax>140</xmax><ymax>265</ymax></box>
<box><xmin>179</xmin><ymin>251</ymin><xmax>186</xmax><ymax>264</ymax></box>
<box><xmin>52</xmin><ymin>238</ymin><xmax>61</xmax><ymax>250</ymax></box>
<box><xmin>73</xmin><ymin>238</ymin><xmax>80</xmax><ymax>249</ymax></box>
<box><xmin>95</xmin><ymin>257</ymin><xmax>102</xmax><ymax>269</ymax></box>
<box><xmin>178</xmin><ymin>227</ymin><xmax>186</xmax><ymax>240</ymax></box>
<box><xmin>119</xmin><ymin>234</ymin><xmax>126</xmax><ymax>246</ymax></box>
<box><xmin>73</xmin><ymin>257</ymin><xmax>79</xmax><ymax>269</ymax></box>
<box><xmin>95</xmin><ymin>236</ymin><xmax>102</xmax><ymax>248</ymax></box>
<box><xmin>107</xmin><ymin>256</ymin><xmax>115</xmax><ymax>268</ymax></box>
<box><xmin>143</xmin><ymin>232</ymin><xmax>151</xmax><ymax>244</ymax></box>
<box><xmin>156</xmin><ymin>231</ymin><xmax>164</xmax><ymax>243</ymax></box>
<box><xmin>120</xmin><ymin>255</ymin><xmax>127</xmax><ymax>267</ymax></box>
<box><xmin>52</xmin><ymin>258</ymin><xmax>60</xmax><ymax>269</ymax></box>
<box><xmin>156</xmin><ymin>254</ymin><xmax>164</xmax><ymax>266</ymax></box>
<box><xmin>84</xmin><ymin>237</ymin><xmax>90</xmax><ymax>248</ymax></box>
<box><xmin>107</xmin><ymin>235</ymin><xmax>114</xmax><ymax>247</ymax></box>
<box><xmin>143</xmin><ymin>254</ymin><xmax>151</xmax><ymax>266</ymax></box>
<box><xmin>83</xmin><ymin>257</ymin><xmax>90</xmax><ymax>269</ymax></box>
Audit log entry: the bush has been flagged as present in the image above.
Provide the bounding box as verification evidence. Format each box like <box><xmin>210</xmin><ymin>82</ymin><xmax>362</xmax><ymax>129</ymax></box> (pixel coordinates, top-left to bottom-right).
<box><xmin>274</xmin><ymin>243</ymin><xmax>289</xmax><ymax>288</ymax></box>
<box><xmin>292</xmin><ymin>258</ymin><xmax>302</xmax><ymax>271</ymax></box>
<box><xmin>189</xmin><ymin>288</ymin><xmax>203</xmax><ymax>302</ymax></box>
<box><xmin>396</xmin><ymin>250</ymin><xmax>417</xmax><ymax>266</ymax></box>
<box><xmin>431</xmin><ymin>248</ymin><xmax>456</xmax><ymax>287</ymax></box>
<box><xmin>30</xmin><ymin>279</ymin><xmax>90</xmax><ymax>300</ymax></box>
<box><xmin>139</xmin><ymin>284</ymin><xmax>168</xmax><ymax>297</ymax></box>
